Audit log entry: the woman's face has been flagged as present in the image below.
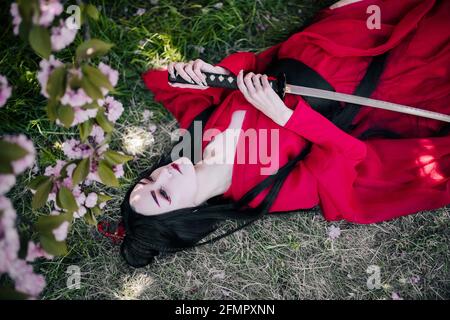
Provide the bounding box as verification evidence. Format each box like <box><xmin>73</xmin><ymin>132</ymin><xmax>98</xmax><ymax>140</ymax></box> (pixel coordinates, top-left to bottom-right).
<box><xmin>129</xmin><ymin>157</ymin><xmax>198</xmax><ymax>216</ymax></box>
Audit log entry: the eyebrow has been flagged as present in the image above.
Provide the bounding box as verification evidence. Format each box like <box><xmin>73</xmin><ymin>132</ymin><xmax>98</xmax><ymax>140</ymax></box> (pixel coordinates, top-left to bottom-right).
<box><xmin>137</xmin><ymin>176</ymin><xmax>154</xmax><ymax>185</ymax></box>
<box><xmin>150</xmin><ymin>190</ymin><xmax>160</xmax><ymax>207</ymax></box>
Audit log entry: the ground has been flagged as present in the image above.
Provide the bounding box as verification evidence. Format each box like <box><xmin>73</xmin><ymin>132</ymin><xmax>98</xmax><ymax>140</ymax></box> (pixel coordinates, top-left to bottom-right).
<box><xmin>0</xmin><ymin>0</ymin><xmax>449</xmax><ymax>300</ymax></box>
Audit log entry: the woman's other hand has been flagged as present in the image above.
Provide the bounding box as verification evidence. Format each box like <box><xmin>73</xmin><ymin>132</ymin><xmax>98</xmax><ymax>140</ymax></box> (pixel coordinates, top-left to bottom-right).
<box><xmin>236</xmin><ymin>70</ymin><xmax>293</xmax><ymax>126</ymax></box>
<box><xmin>168</xmin><ymin>59</ymin><xmax>230</xmax><ymax>90</ymax></box>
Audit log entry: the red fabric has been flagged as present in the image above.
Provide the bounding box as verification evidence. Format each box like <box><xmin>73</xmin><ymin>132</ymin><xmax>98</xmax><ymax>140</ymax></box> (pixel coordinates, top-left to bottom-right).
<box><xmin>142</xmin><ymin>0</ymin><xmax>450</xmax><ymax>224</ymax></box>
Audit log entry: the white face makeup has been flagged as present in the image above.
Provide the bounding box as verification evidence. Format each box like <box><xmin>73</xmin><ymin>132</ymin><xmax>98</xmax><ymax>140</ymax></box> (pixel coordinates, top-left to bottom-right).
<box><xmin>129</xmin><ymin>157</ymin><xmax>198</xmax><ymax>216</ymax></box>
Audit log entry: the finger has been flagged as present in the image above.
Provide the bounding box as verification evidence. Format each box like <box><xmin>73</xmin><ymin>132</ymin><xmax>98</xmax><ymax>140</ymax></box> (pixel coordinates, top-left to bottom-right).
<box><xmin>168</xmin><ymin>62</ymin><xmax>175</xmax><ymax>78</ymax></box>
<box><xmin>262</xmin><ymin>74</ymin><xmax>281</xmax><ymax>99</ymax></box>
<box><xmin>237</xmin><ymin>70</ymin><xmax>257</xmax><ymax>105</ymax></box>
<box><xmin>174</xmin><ymin>63</ymin><xmax>194</xmax><ymax>84</ymax></box>
<box><xmin>185</xmin><ymin>61</ymin><xmax>205</xmax><ymax>86</ymax></box>
<box><xmin>193</xmin><ymin>59</ymin><xmax>207</xmax><ymax>86</ymax></box>
<box><xmin>244</xmin><ymin>72</ymin><xmax>257</xmax><ymax>97</ymax></box>
<box><xmin>253</xmin><ymin>74</ymin><xmax>272</xmax><ymax>106</ymax></box>
<box><xmin>237</xmin><ymin>70</ymin><xmax>250</xmax><ymax>97</ymax></box>
<box><xmin>253</xmin><ymin>74</ymin><xmax>264</xmax><ymax>94</ymax></box>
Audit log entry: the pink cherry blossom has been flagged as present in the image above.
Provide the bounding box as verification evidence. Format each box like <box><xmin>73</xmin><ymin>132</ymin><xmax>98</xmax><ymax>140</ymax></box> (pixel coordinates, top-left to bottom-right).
<box><xmin>327</xmin><ymin>225</ymin><xmax>341</xmax><ymax>240</ymax></box>
<box><xmin>34</xmin><ymin>0</ymin><xmax>63</xmax><ymax>27</ymax></box>
<box><xmin>113</xmin><ymin>164</ymin><xmax>124</xmax><ymax>178</ymax></box>
<box><xmin>3</xmin><ymin>134</ymin><xmax>36</xmax><ymax>175</ymax></box>
<box><xmin>98</xmin><ymin>62</ymin><xmax>119</xmax><ymax>88</ymax></box>
<box><xmin>73</xmin><ymin>206</ymin><xmax>87</xmax><ymax>218</ymax></box>
<box><xmin>391</xmin><ymin>292</ymin><xmax>403</xmax><ymax>300</ymax></box>
<box><xmin>60</xmin><ymin>87</ymin><xmax>93</xmax><ymax>108</ymax></box>
<box><xmin>10</xmin><ymin>259</ymin><xmax>46</xmax><ymax>297</ymax></box>
<box><xmin>52</xmin><ymin>221</ymin><xmax>70</xmax><ymax>241</ymax></box>
<box><xmin>0</xmin><ymin>196</ymin><xmax>46</xmax><ymax>298</ymax></box>
<box><xmin>71</xmin><ymin>187</ymin><xmax>87</xmax><ymax>218</ymax></box>
<box><xmin>0</xmin><ymin>174</ymin><xmax>16</xmax><ymax>195</ymax></box>
<box><xmin>0</xmin><ymin>75</ymin><xmax>12</xmax><ymax>107</ymax></box>
<box><xmin>37</xmin><ymin>55</ymin><xmax>64</xmax><ymax>98</ymax></box>
<box><xmin>10</xmin><ymin>3</ymin><xmax>22</xmax><ymax>35</ymax></box>
<box><xmin>51</xmin><ymin>18</ymin><xmax>77</xmax><ymax>51</ymax></box>
<box><xmin>62</xmin><ymin>139</ymin><xmax>93</xmax><ymax>159</ymax></box>
<box><xmin>98</xmin><ymin>96</ymin><xmax>123</xmax><ymax>123</ymax></box>
<box><xmin>72</xmin><ymin>107</ymin><xmax>98</xmax><ymax>126</ymax></box>
<box><xmin>26</xmin><ymin>241</ymin><xmax>53</xmax><ymax>262</ymax></box>
<box><xmin>84</xmin><ymin>192</ymin><xmax>98</xmax><ymax>208</ymax></box>
<box><xmin>89</xmin><ymin>125</ymin><xmax>105</xmax><ymax>145</ymax></box>
<box><xmin>86</xmin><ymin>171</ymin><xmax>101</xmax><ymax>185</ymax></box>
<box><xmin>0</xmin><ymin>196</ymin><xmax>19</xmax><ymax>273</ymax></box>
<box><xmin>44</xmin><ymin>159</ymin><xmax>67</xmax><ymax>177</ymax></box>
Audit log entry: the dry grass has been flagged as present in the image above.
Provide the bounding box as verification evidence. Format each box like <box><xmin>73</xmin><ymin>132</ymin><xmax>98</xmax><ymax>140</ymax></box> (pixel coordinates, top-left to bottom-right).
<box><xmin>1</xmin><ymin>0</ymin><xmax>449</xmax><ymax>300</ymax></box>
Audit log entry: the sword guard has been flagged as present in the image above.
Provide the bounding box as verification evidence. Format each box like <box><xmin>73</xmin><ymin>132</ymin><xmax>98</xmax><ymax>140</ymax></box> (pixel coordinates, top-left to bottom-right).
<box><xmin>275</xmin><ymin>72</ymin><xmax>286</xmax><ymax>100</ymax></box>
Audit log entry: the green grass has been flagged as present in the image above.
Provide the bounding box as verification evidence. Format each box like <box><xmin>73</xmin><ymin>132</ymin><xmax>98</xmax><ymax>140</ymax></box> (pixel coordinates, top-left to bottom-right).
<box><xmin>1</xmin><ymin>0</ymin><xmax>449</xmax><ymax>300</ymax></box>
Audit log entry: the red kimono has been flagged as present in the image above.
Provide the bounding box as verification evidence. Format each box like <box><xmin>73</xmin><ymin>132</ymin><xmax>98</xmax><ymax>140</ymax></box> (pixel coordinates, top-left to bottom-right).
<box><xmin>142</xmin><ymin>0</ymin><xmax>450</xmax><ymax>224</ymax></box>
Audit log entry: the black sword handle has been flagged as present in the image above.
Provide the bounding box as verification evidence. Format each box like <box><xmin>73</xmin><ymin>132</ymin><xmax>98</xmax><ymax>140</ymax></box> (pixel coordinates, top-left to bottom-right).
<box><xmin>168</xmin><ymin>71</ymin><xmax>286</xmax><ymax>99</ymax></box>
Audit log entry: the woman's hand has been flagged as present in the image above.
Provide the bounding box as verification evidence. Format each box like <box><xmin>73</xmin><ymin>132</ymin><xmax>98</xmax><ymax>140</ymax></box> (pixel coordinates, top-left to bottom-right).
<box><xmin>236</xmin><ymin>70</ymin><xmax>293</xmax><ymax>126</ymax></box>
<box><xmin>168</xmin><ymin>59</ymin><xmax>230</xmax><ymax>90</ymax></box>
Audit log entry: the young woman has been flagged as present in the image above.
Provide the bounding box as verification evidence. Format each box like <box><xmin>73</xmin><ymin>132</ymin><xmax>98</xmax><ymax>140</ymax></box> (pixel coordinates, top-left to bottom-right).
<box><xmin>120</xmin><ymin>0</ymin><xmax>450</xmax><ymax>267</ymax></box>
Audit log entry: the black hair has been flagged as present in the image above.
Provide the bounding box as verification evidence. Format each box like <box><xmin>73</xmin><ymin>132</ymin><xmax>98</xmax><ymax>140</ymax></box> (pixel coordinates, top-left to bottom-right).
<box><xmin>121</xmin><ymin>51</ymin><xmax>395</xmax><ymax>268</ymax></box>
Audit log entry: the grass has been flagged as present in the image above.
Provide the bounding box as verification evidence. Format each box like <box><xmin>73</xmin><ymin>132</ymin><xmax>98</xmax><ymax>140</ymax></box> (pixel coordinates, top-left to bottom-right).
<box><xmin>1</xmin><ymin>0</ymin><xmax>449</xmax><ymax>300</ymax></box>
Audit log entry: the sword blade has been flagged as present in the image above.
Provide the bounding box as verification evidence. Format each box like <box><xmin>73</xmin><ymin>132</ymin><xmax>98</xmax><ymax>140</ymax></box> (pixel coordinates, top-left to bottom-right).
<box><xmin>285</xmin><ymin>84</ymin><xmax>450</xmax><ymax>123</ymax></box>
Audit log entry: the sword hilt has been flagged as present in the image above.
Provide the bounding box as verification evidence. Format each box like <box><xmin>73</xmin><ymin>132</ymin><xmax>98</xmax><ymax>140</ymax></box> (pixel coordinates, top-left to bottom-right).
<box><xmin>168</xmin><ymin>71</ymin><xmax>287</xmax><ymax>99</ymax></box>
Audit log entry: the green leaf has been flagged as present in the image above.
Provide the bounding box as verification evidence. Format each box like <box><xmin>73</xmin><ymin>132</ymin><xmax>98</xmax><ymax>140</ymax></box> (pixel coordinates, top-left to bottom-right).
<box><xmin>56</xmin><ymin>187</ymin><xmax>79</xmax><ymax>212</ymax></box>
<box><xmin>35</xmin><ymin>212</ymin><xmax>72</xmax><ymax>256</ymax></box>
<box><xmin>28</xmin><ymin>175</ymin><xmax>50</xmax><ymax>190</ymax></box>
<box><xmin>47</xmin><ymin>66</ymin><xmax>67</xmax><ymax>101</ymax></box>
<box><xmin>82</xmin><ymin>64</ymin><xmax>113</xmax><ymax>91</ymax></box>
<box><xmin>81</xmin><ymin>75</ymin><xmax>104</xmax><ymax>100</ymax></box>
<box><xmin>57</xmin><ymin>104</ymin><xmax>75</xmax><ymax>128</ymax></box>
<box><xmin>76</xmin><ymin>39</ymin><xmax>113</xmax><ymax>61</ymax></box>
<box><xmin>85</xmin><ymin>4</ymin><xmax>100</xmax><ymax>20</ymax></box>
<box><xmin>84</xmin><ymin>209</ymin><xmax>97</xmax><ymax>225</ymax></box>
<box><xmin>69</xmin><ymin>75</ymin><xmax>83</xmax><ymax>89</ymax></box>
<box><xmin>72</xmin><ymin>157</ymin><xmax>90</xmax><ymax>186</ymax></box>
<box><xmin>29</xmin><ymin>25</ymin><xmax>51</xmax><ymax>59</ymax></box>
<box><xmin>46</xmin><ymin>100</ymin><xmax>59</xmax><ymax>121</ymax></box>
<box><xmin>95</xmin><ymin>109</ymin><xmax>114</xmax><ymax>133</ymax></box>
<box><xmin>103</xmin><ymin>150</ymin><xmax>133</xmax><ymax>166</ymax></box>
<box><xmin>79</xmin><ymin>119</ymin><xmax>94</xmax><ymax>142</ymax></box>
<box><xmin>0</xmin><ymin>140</ymin><xmax>29</xmax><ymax>162</ymax></box>
<box><xmin>17</xmin><ymin>0</ymin><xmax>37</xmax><ymax>41</ymax></box>
<box><xmin>39</xmin><ymin>234</ymin><xmax>68</xmax><ymax>256</ymax></box>
<box><xmin>92</xmin><ymin>206</ymin><xmax>102</xmax><ymax>216</ymax></box>
<box><xmin>0</xmin><ymin>161</ymin><xmax>13</xmax><ymax>174</ymax></box>
<box><xmin>35</xmin><ymin>212</ymin><xmax>72</xmax><ymax>234</ymax></box>
<box><xmin>97</xmin><ymin>193</ymin><xmax>112</xmax><ymax>203</ymax></box>
<box><xmin>97</xmin><ymin>160</ymin><xmax>119</xmax><ymax>187</ymax></box>
<box><xmin>83</xmin><ymin>102</ymin><xmax>99</xmax><ymax>109</ymax></box>
<box><xmin>32</xmin><ymin>178</ymin><xmax>53</xmax><ymax>210</ymax></box>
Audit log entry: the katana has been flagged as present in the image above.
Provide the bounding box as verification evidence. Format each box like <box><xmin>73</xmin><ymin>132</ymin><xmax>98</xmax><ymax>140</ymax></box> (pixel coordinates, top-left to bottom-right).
<box><xmin>168</xmin><ymin>71</ymin><xmax>450</xmax><ymax>123</ymax></box>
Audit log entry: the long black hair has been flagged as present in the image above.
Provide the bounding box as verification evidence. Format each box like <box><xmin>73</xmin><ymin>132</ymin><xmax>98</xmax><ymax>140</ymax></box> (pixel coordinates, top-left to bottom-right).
<box><xmin>121</xmin><ymin>52</ymin><xmax>393</xmax><ymax>268</ymax></box>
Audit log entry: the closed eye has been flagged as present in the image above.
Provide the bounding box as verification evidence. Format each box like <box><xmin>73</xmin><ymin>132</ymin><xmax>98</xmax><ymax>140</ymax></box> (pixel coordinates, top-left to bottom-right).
<box><xmin>159</xmin><ymin>188</ymin><xmax>171</xmax><ymax>204</ymax></box>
